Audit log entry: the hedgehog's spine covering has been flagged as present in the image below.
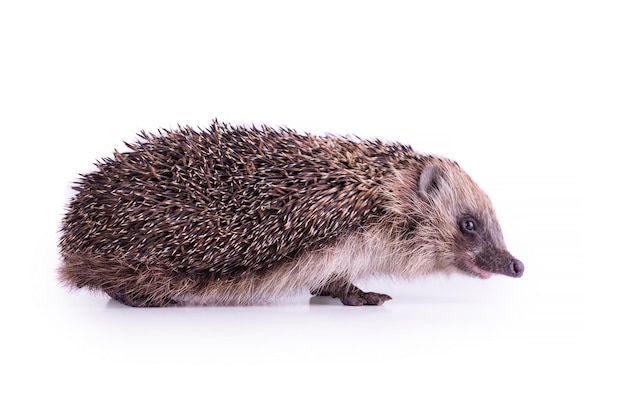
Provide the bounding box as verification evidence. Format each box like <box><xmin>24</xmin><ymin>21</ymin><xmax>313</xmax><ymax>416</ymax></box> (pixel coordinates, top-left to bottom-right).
<box><xmin>58</xmin><ymin>121</ymin><xmax>425</xmax><ymax>305</ymax></box>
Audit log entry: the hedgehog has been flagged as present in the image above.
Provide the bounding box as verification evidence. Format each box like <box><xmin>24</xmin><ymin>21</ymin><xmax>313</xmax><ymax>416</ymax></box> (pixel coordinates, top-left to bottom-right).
<box><xmin>58</xmin><ymin>120</ymin><xmax>524</xmax><ymax>307</ymax></box>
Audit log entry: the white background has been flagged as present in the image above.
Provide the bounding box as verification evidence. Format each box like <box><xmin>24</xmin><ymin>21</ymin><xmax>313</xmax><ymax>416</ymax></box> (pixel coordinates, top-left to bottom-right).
<box><xmin>1</xmin><ymin>1</ymin><xmax>623</xmax><ymax>416</ymax></box>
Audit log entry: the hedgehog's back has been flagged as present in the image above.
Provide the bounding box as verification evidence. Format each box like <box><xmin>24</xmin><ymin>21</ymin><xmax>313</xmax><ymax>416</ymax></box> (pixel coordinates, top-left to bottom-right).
<box><xmin>59</xmin><ymin>122</ymin><xmax>406</xmax><ymax>298</ymax></box>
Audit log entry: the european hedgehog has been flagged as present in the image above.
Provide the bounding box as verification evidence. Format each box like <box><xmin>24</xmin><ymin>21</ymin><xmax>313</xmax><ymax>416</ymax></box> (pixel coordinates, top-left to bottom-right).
<box><xmin>58</xmin><ymin>121</ymin><xmax>524</xmax><ymax>307</ymax></box>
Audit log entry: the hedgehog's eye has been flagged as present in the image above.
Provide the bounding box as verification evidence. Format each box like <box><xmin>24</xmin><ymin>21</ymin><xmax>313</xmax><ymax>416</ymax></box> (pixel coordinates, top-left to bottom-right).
<box><xmin>460</xmin><ymin>217</ymin><xmax>478</xmax><ymax>234</ymax></box>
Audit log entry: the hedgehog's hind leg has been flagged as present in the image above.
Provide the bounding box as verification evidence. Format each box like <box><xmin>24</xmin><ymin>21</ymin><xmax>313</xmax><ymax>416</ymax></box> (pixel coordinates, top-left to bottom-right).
<box><xmin>104</xmin><ymin>288</ymin><xmax>177</xmax><ymax>308</ymax></box>
<box><xmin>311</xmin><ymin>278</ymin><xmax>392</xmax><ymax>306</ymax></box>
<box><xmin>59</xmin><ymin>252</ymin><xmax>182</xmax><ymax>307</ymax></box>
<box><xmin>100</xmin><ymin>265</ymin><xmax>186</xmax><ymax>307</ymax></box>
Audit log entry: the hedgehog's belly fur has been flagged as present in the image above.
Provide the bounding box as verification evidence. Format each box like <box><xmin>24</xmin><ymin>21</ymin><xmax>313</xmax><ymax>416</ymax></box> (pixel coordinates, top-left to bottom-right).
<box><xmin>59</xmin><ymin>228</ymin><xmax>424</xmax><ymax>306</ymax></box>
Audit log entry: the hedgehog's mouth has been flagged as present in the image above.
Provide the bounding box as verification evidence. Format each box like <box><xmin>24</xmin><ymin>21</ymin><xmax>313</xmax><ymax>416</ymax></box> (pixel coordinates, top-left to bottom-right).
<box><xmin>457</xmin><ymin>259</ymin><xmax>493</xmax><ymax>279</ymax></box>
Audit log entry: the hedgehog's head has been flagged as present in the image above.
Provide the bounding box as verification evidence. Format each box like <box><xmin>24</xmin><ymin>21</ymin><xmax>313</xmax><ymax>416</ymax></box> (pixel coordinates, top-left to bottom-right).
<box><xmin>407</xmin><ymin>159</ymin><xmax>524</xmax><ymax>279</ymax></box>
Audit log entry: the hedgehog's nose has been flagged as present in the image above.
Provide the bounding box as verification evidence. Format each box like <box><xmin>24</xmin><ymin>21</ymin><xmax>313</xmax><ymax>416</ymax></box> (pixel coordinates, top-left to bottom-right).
<box><xmin>509</xmin><ymin>258</ymin><xmax>524</xmax><ymax>277</ymax></box>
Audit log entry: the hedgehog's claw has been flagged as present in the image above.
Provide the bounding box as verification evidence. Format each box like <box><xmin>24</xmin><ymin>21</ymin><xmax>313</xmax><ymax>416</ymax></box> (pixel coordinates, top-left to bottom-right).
<box><xmin>311</xmin><ymin>281</ymin><xmax>392</xmax><ymax>306</ymax></box>
<box><xmin>354</xmin><ymin>291</ymin><xmax>392</xmax><ymax>306</ymax></box>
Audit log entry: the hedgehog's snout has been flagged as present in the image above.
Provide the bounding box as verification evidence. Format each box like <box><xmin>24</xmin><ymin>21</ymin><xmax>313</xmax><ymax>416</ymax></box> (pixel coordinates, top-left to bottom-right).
<box><xmin>509</xmin><ymin>258</ymin><xmax>524</xmax><ymax>278</ymax></box>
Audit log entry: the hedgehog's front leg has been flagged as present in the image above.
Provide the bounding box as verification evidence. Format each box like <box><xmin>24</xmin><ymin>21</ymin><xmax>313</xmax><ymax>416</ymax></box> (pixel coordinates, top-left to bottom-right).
<box><xmin>311</xmin><ymin>279</ymin><xmax>392</xmax><ymax>306</ymax></box>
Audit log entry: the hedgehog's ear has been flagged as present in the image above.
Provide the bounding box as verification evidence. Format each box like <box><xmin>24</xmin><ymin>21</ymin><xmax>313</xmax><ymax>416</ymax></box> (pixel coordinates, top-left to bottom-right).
<box><xmin>418</xmin><ymin>164</ymin><xmax>444</xmax><ymax>198</ymax></box>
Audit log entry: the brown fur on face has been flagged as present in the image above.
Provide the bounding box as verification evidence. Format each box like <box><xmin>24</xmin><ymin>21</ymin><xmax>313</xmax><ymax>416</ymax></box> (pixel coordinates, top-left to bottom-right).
<box><xmin>58</xmin><ymin>121</ymin><xmax>523</xmax><ymax>306</ymax></box>
<box><xmin>388</xmin><ymin>159</ymin><xmax>523</xmax><ymax>280</ymax></box>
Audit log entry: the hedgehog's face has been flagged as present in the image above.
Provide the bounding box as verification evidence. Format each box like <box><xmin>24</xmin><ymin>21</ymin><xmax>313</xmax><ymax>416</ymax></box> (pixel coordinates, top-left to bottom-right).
<box><xmin>416</xmin><ymin>162</ymin><xmax>524</xmax><ymax>279</ymax></box>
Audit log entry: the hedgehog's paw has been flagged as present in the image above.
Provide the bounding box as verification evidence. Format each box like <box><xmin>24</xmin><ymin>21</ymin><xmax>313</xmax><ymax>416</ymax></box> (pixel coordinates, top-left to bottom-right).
<box><xmin>311</xmin><ymin>282</ymin><xmax>392</xmax><ymax>306</ymax></box>
<box><xmin>341</xmin><ymin>290</ymin><xmax>392</xmax><ymax>306</ymax></box>
<box><xmin>105</xmin><ymin>289</ymin><xmax>177</xmax><ymax>308</ymax></box>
